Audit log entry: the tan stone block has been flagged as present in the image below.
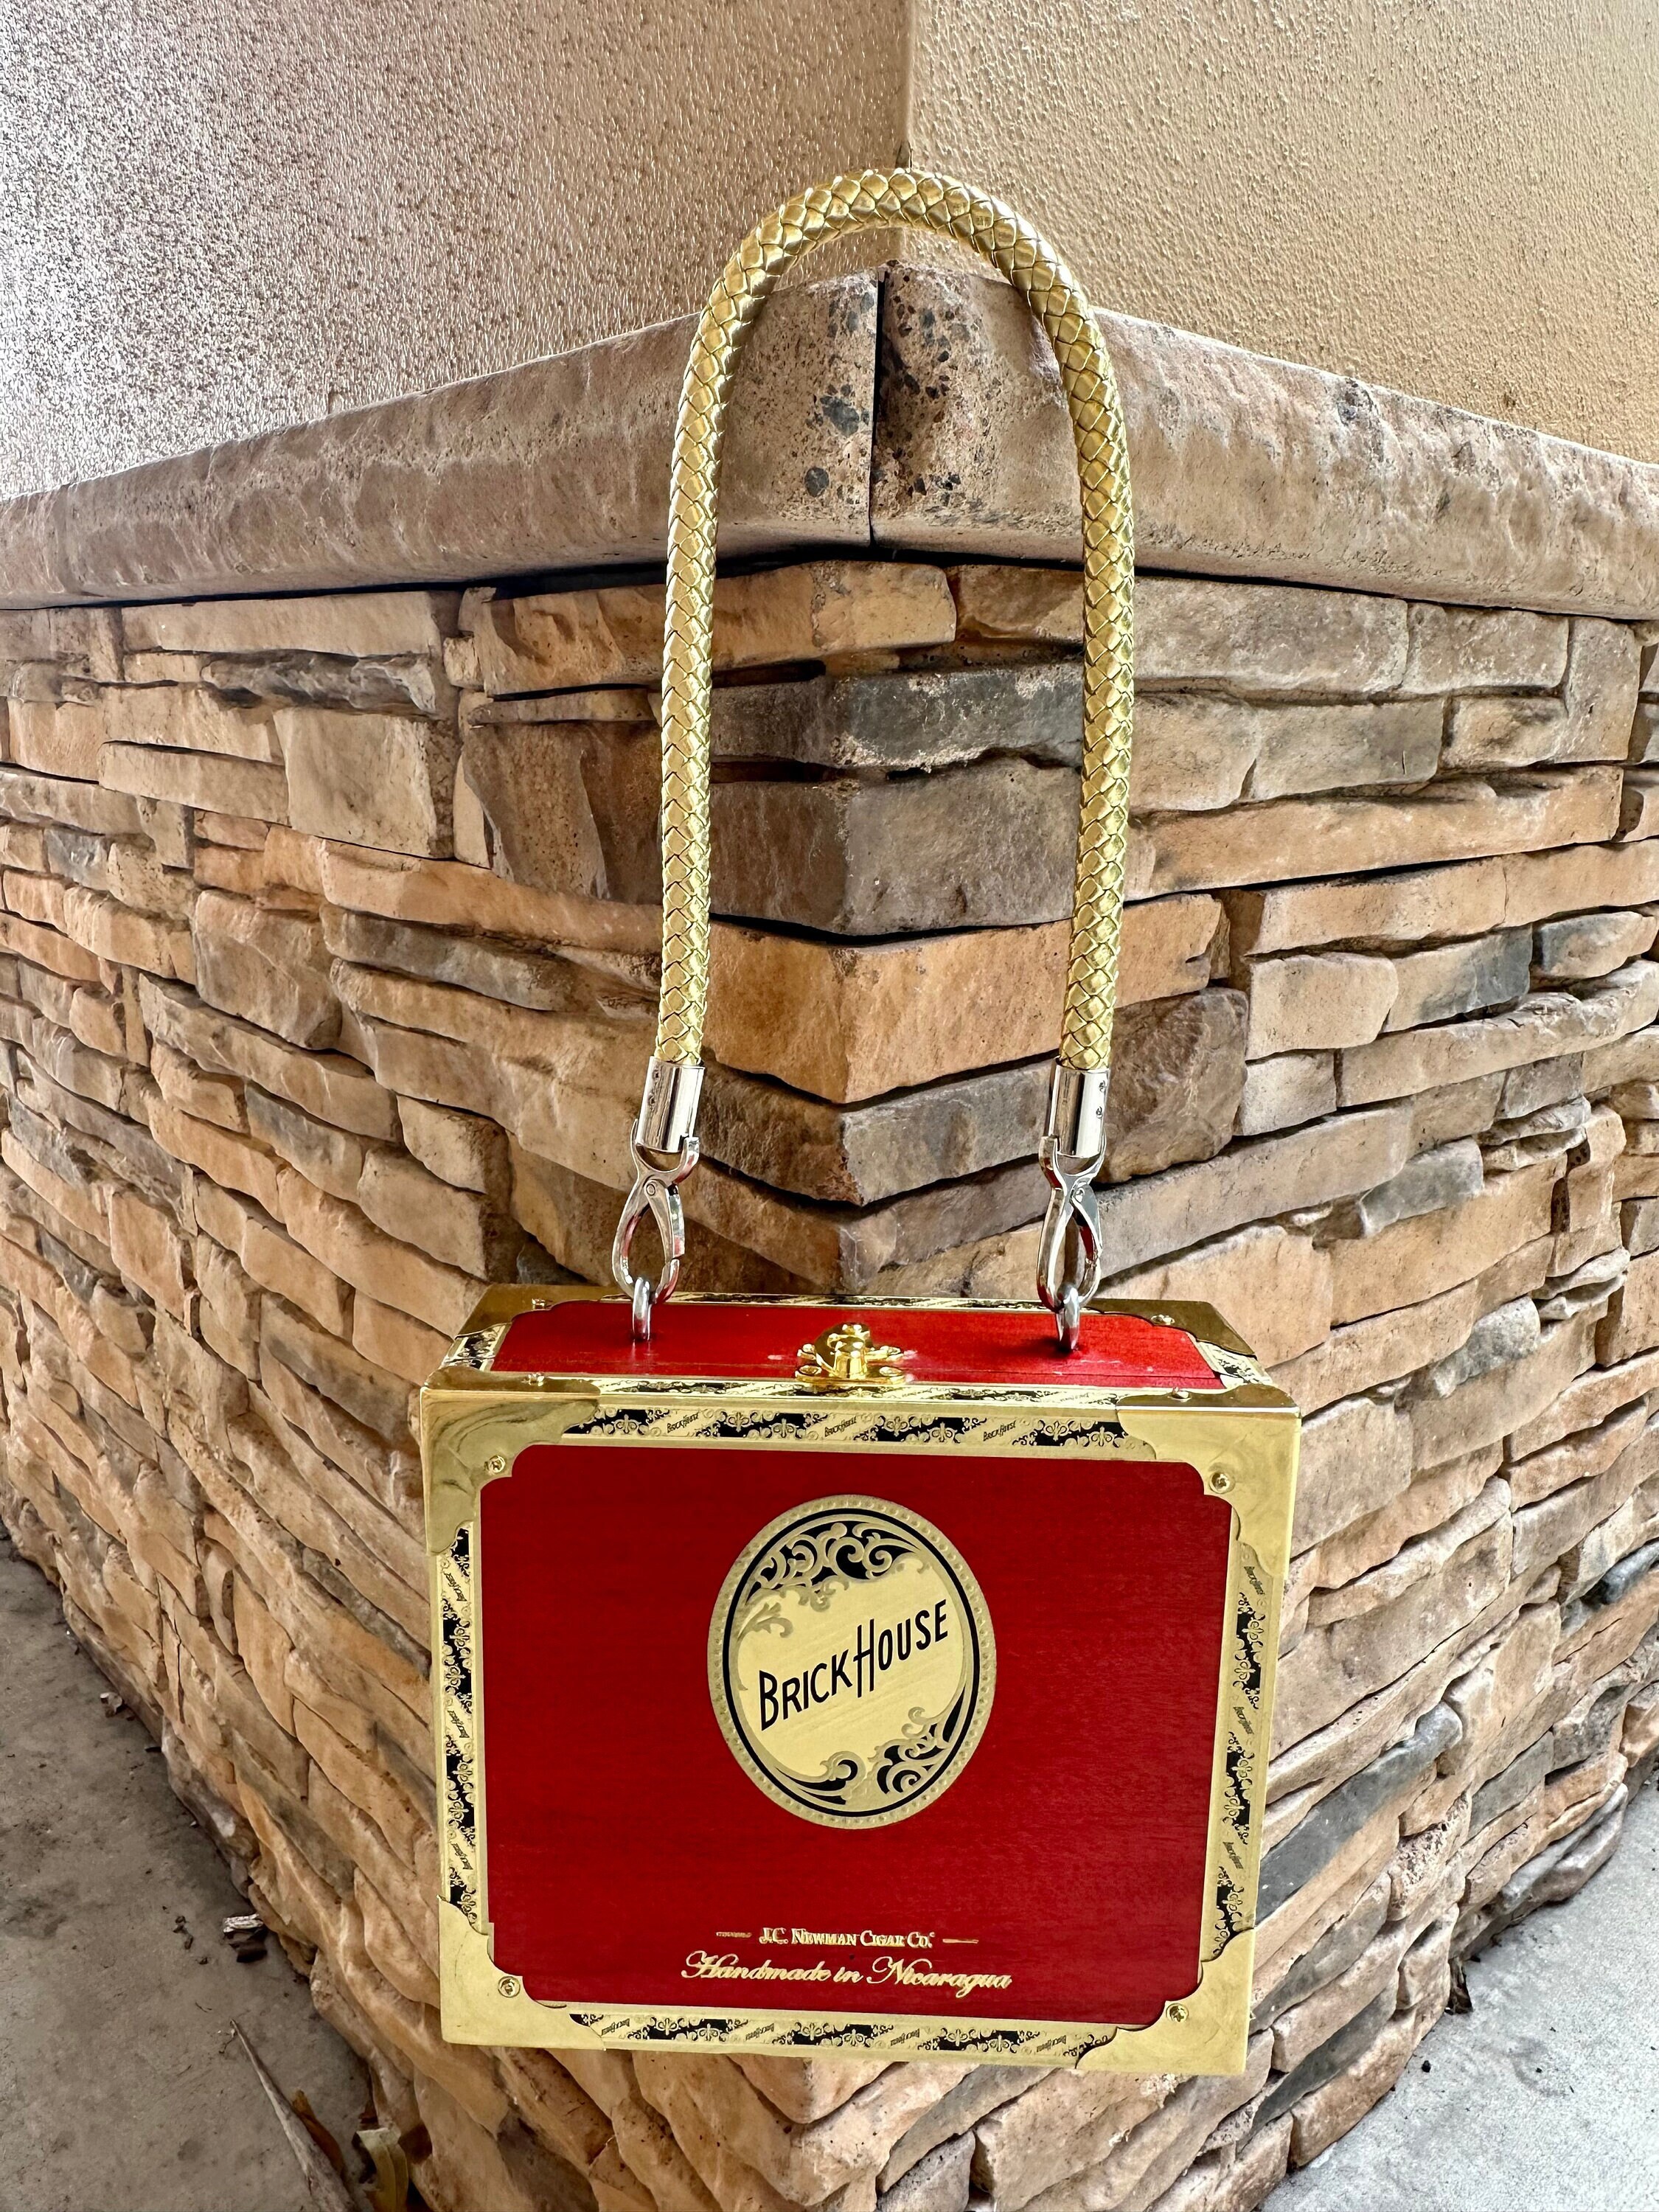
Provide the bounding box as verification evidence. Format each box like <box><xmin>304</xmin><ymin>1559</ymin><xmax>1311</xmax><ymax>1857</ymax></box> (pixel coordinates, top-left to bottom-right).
<box><xmin>473</xmin><ymin>561</ymin><xmax>955</xmax><ymax>693</ymax></box>
<box><xmin>123</xmin><ymin>593</ymin><xmax>452</xmax><ymax>658</ymax></box>
<box><xmin>195</xmin><ymin>1178</ymin><xmax>352</xmax><ymax>1337</ymax></box>
<box><xmin>232</xmin><ymin>1574</ymin><xmax>296</xmax><ymax>1731</ymax></box>
<box><xmin>1309</xmin><ymin>1481</ymin><xmax>1509</xmax><ymax>1627</ymax></box>
<box><xmin>353</xmin><ymin>1295</ymin><xmax>449</xmax><ymax>1388</ymax></box>
<box><xmin>148</xmin><ymin>1096</ymin><xmax>285</xmax><ymax>1218</ymax></box>
<box><xmin>1245</xmin><ymin>953</ymin><xmax>1397</xmax><ymax>1057</ymax></box>
<box><xmin>56</xmin><ymin>884</ymin><xmax>192</xmax><ymax>980</ymax></box>
<box><xmin>1504</xmin><ymin>837</ymin><xmax>1659</xmax><ymax>926</ymax></box>
<box><xmin>105</xmin><ymin>1186</ymin><xmax>192</xmax><ymax>1322</ymax></box>
<box><xmin>635</xmin><ymin>2058</ymin><xmax>878</xmax><ymax>2212</ymax></box>
<box><xmin>1292</xmin><ymin>1394</ymin><xmax>1414</xmax><ymax>1552</ymax></box>
<box><xmin>268</xmin><ymin>830</ymin><xmax>660</xmax><ymax>965</ymax></box>
<box><xmin>1107</xmin><ymin>1224</ymin><xmax>1332</xmax><ymax>1368</ymax></box>
<box><xmin>1277</xmin><ymin>1239</ymin><xmax>1550</xmax><ymax>1415</ymax></box>
<box><xmin>1389</xmin><ymin>1798</ymin><xmax>1472</xmax><ymax>1919</ymax></box>
<box><xmin>1271</xmin><ymin>1918</ymin><xmax>1413</xmax><ymax>2073</ymax></box>
<box><xmin>191</xmin><ymin>888</ymin><xmax>338</xmax><ymax>1048</ymax></box>
<box><xmin>1564</xmin><ymin>618</ymin><xmax>1643</xmax><ymax>761</ymax></box>
<box><xmin>1252</xmin><ymin>1801</ymin><xmax>1405</xmax><ymax>1996</ymax></box>
<box><xmin>1624</xmin><ymin>1683</ymin><xmax>1659</xmax><ymax>1760</ymax></box>
<box><xmin>1384</xmin><ymin>928</ymin><xmax>1533</xmax><ymax>1032</ymax></box>
<box><xmin>7</xmin><ymin>693</ymin><xmax>106</xmax><ymax>780</ymax></box>
<box><xmin>0</xmin><ymin>911</ymin><xmax>105</xmax><ymax>983</ymax></box>
<box><xmin>1440</xmin><ymin>1601</ymin><xmax>1562</xmax><ymax>1782</ymax></box>
<box><xmin>139</xmin><ymin>975</ymin><xmax>397</xmax><ymax>1138</ymax></box>
<box><xmin>356</xmin><ymin>1150</ymin><xmax>512</xmax><ymax>1276</ymax></box>
<box><xmin>1443</xmin><ymin>695</ymin><xmax>1572</xmax><ymax>771</ymax></box>
<box><xmin>1288</xmin><ymin>1996</ymin><xmax>1438</xmax><ymax>2167</ymax></box>
<box><xmin>1412</xmin><ymin>1312</ymin><xmax>1596</xmax><ymax>1470</ymax></box>
<box><xmin>294</xmin><ymin>1700</ymin><xmax>422</xmax><ymax>1860</ymax></box>
<box><xmin>1228</xmin><ymin>858</ymin><xmax>1508</xmax><ymax>959</ymax></box>
<box><xmin>1597</xmin><ymin>1247</ymin><xmax>1659</xmax><ymax>1363</ymax></box>
<box><xmin>150</xmin><ymin>1038</ymin><xmax>247</xmax><ymax>1133</ymax></box>
<box><xmin>1512</xmin><ymin>1429</ymin><xmax>1657</xmax><ymax>1582</ymax></box>
<box><xmin>100</xmin><ymin>743</ymin><xmax>289</xmax><ymax>821</ymax></box>
<box><xmin>730</xmin><ymin>2062</ymin><xmax>893</xmax><ymax>2126</ymax></box>
<box><xmin>1341</xmin><ymin>963</ymin><xmax>1659</xmax><ymax>1106</ymax></box>
<box><xmin>1096</xmin><ymin>1106</ymin><xmax>1412</xmax><ymax>1281</ymax></box>
<box><xmin>611</xmin><ymin>2087</ymin><xmax>726</xmax><ymax>2212</ymax></box>
<box><xmin>639</xmin><ymin>2056</ymin><xmax>970</xmax><ymax>2207</ymax></box>
<box><xmin>277</xmin><ymin>706</ymin><xmax>456</xmax><ymax>858</ymax></box>
<box><xmin>1133</xmin><ymin>773</ymin><xmax>1619</xmax><ymax>901</ymax></box>
<box><xmin>279</xmin><ymin>1169</ymin><xmax>485</xmax><ymax>1336</ymax></box>
<box><xmin>704</xmin><ymin>897</ymin><xmax>1216</xmax><ymax>1103</ymax></box>
<box><xmin>593</xmin><ymin>2139</ymin><xmax>661</xmax><ymax>2212</ymax></box>
<box><xmin>1273</xmin><ymin>1512</ymin><xmax>1512</xmax><ymax>1752</ymax></box>
<box><xmin>1237</xmin><ymin>1051</ymin><xmax>1335</xmax><ymax>1136</ymax></box>
<box><xmin>965</xmin><ymin>2069</ymin><xmax>1174</xmax><ymax>2212</ymax></box>
<box><xmin>395</xmin><ymin>1096</ymin><xmax>507</xmax><ymax>1195</ymax></box>
<box><xmin>107</xmin><ymin>683</ymin><xmax>282</xmax><ymax>761</ymax></box>
<box><xmin>355</xmin><ymin>1869</ymin><xmax>440</xmax><ymax>2010</ymax></box>
<box><xmin>1329</xmin><ymin>1163</ymin><xmax>1558</xmax><ymax>1326</ymax></box>
<box><xmin>193</xmin><ymin>842</ymin><xmax>266</xmax><ymax>895</ymax></box>
<box><xmin>1507</xmin><ymin>1400</ymin><xmax>1647</xmax><ymax>1508</ymax></box>
<box><xmin>65</xmin><ymin>986</ymin><xmax>127</xmax><ymax>1062</ymax></box>
<box><xmin>1314</xmin><ymin>1447</ymin><xmax>1501</xmax><ymax>1590</ymax></box>
<box><xmin>1399</xmin><ymin>605</ymin><xmax>1567</xmax><ymax>695</ymax></box>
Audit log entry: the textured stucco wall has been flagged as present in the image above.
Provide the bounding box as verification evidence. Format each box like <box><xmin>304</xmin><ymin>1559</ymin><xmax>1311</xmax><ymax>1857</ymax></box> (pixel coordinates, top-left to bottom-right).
<box><xmin>5</xmin><ymin>0</ymin><xmax>1659</xmax><ymax>496</ymax></box>
<box><xmin>909</xmin><ymin>0</ymin><xmax>1659</xmax><ymax>464</ymax></box>
<box><xmin>0</xmin><ymin>0</ymin><xmax>907</xmax><ymax>497</ymax></box>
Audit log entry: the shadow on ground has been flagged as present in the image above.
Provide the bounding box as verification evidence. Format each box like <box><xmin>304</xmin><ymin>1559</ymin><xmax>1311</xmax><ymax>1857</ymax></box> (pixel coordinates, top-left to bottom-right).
<box><xmin>0</xmin><ymin>1528</ymin><xmax>367</xmax><ymax>2212</ymax></box>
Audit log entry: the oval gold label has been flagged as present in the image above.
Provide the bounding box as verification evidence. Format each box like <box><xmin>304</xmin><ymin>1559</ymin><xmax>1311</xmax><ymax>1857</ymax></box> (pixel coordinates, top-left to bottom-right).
<box><xmin>709</xmin><ymin>1495</ymin><xmax>996</xmax><ymax>1828</ymax></box>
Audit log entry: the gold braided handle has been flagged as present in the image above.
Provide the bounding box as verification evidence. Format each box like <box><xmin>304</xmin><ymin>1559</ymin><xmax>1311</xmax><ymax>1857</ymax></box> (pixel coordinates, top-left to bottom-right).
<box><xmin>614</xmin><ymin>170</ymin><xmax>1135</xmax><ymax>1346</ymax></box>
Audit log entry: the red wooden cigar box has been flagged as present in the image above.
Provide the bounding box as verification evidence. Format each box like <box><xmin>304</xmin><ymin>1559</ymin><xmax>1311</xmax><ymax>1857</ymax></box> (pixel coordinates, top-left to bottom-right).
<box><xmin>423</xmin><ymin>1288</ymin><xmax>1298</xmax><ymax>2073</ymax></box>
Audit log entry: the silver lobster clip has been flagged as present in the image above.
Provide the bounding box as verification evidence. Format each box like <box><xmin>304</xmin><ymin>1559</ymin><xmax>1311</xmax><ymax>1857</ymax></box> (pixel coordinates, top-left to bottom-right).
<box><xmin>1037</xmin><ymin>1062</ymin><xmax>1110</xmax><ymax>1352</ymax></box>
<box><xmin>611</xmin><ymin>1057</ymin><xmax>705</xmax><ymax>1340</ymax></box>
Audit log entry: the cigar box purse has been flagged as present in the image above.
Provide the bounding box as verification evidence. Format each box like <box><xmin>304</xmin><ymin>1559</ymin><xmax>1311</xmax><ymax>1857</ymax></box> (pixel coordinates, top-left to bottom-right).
<box><xmin>424</xmin><ymin>173</ymin><xmax>1299</xmax><ymax>2074</ymax></box>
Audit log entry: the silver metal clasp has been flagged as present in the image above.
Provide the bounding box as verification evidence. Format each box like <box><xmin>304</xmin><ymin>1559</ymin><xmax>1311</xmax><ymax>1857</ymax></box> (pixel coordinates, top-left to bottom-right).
<box><xmin>611</xmin><ymin>1057</ymin><xmax>705</xmax><ymax>1339</ymax></box>
<box><xmin>1036</xmin><ymin>1062</ymin><xmax>1110</xmax><ymax>1353</ymax></box>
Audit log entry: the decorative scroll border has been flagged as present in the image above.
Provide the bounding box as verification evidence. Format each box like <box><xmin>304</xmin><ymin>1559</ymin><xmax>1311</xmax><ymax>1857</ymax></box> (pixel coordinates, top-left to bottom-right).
<box><xmin>424</xmin><ymin>1290</ymin><xmax>1297</xmax><ymax>2074</ymax></box>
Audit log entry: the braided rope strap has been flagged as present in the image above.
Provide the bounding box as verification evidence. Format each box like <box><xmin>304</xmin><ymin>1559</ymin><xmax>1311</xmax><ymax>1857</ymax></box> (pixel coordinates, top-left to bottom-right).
<box><xmin>612</xmin><ymin>170</ymin><xmax>1136</xmax><ymax>1346</ymax></box>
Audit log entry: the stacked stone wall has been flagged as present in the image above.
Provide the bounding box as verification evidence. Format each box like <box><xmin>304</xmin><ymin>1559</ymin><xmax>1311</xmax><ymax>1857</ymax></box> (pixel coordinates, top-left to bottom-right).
<box><xmin>1</xmin><ymin>552</ymin><xmax>1656</xmax><ymax>2212</ymax></box>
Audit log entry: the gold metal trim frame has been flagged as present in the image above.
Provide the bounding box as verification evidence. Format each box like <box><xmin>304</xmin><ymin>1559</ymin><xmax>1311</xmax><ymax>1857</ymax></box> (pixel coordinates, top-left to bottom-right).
<box><xmin>425</xmin><ymin>1290</ymin><xmax>1298</xmax><ymax>2073</ymax></box>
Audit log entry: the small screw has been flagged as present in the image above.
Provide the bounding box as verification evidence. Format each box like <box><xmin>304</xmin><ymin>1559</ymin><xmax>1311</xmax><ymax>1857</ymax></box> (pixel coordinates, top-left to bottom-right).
<box><xmin>498</xmin><ymin>1975</ymin><xmax>522</xmax><ymax>1999</ymax></box>
<box><xmin>486</xmin><ymin>1455</ymin><xmax>507</xmax><ymax>1475</ymax></box>
<box><xmin>1166</xmin><ymin>2003</ymin><xmax>1187</xmax><ymax>2023</ymax></box>
<box><xmin>1210</xmin><ymin>1471</ymin><xmax>1231</xmax><ymax>1493</ymax></box>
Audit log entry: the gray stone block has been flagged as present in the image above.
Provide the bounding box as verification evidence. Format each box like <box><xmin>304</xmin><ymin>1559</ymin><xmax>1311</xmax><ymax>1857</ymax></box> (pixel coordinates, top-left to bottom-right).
<box><xmin>1588</xmin><ymin>1537</ymin><xmax>1659</xmax><ymax>1606</ymax></box>
<box><xmin>1468</xmin><ymin>1733</ymin><xmax>1554</xmax><ymax>1840</ymax></box>
<box><xmin>707</xmin><ymin>661</ymin><xmax>1082</xmax><ymax>772</ymax></box>
<box><xmin>710</xmin><ymin>758</ymin><xmax>1080</xmax><ymax>934</ymax></box>
<box><xmin>1254</xmin><ymin>1986</ymin><xmax>1399</xmax><ymax>2130</ymax></box>
<box><xmin>1253</xmin><ymin>1877</ymin><xmax>1392</xmax><ymax>2031</ymax></box>
<box><xmin>882</xmin><ymin>2074</ymin><xmax>1036</xmax><ymax>2190</ymax></box>
<box><xmin>465</xmin><ymin>703</ymin><xmax>1085</xmax><ymax>932</ymax></box>
<box><xmin>700</xmin><ymin>989</ymin><xmax>1242</xmax><ymax>1206</ymax></box>
<box><xmin>877</xmin><ymin>2138</ymin><xmax>973</xmax><ymax>2212</ymax></box>
<box><xmin>1256</xmin><ymin>1704</ymin><xmax>1461</xmax><ymax>1921</ymax></box>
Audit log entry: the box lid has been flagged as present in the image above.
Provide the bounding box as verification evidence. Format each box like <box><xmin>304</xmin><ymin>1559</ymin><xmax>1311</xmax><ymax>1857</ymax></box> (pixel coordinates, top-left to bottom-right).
<box><xmin>491</xmin><ymin>1294</ymin><xmax>1224</xmax><ymax>1392</ymax></box>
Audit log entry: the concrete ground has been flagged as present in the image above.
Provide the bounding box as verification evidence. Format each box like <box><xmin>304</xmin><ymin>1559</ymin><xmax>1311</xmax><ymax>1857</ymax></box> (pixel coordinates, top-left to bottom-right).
<box><xmin>1279</xmin><ymin>1774</ymin><xmax>1659</xmax><ymax>2212</ymax></box>
<box><xmin>0</xmin><ymin>1527</ymin><xmax>368</xmax><ymax>2212</ymax></box>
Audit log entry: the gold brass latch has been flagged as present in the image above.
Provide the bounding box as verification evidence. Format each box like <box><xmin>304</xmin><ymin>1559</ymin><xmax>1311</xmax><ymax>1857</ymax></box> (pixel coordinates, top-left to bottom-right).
<box><xmin>795</xmin><ymin>1321</ymin><xmax>911</xmax><ymax>1393</ymax></box>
